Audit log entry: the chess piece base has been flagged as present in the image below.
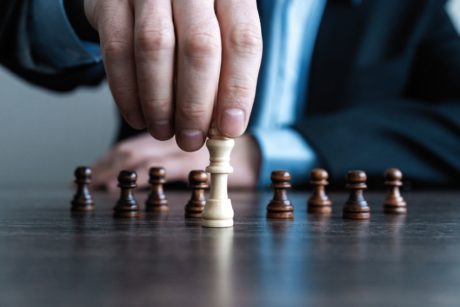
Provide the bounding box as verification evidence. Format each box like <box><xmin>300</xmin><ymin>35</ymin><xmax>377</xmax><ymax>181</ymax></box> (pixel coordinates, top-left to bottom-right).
<box><xmin>114</xmin><ymin>202</ymin><xmax>139</xmax><ymax>213</ymax></box>
<box><xmin>308</xmin><ymin>205</ymin><xmax>332</xmax><ymax>214</ymax></box>
<box><xmin>185</xmin><ymin>200</ymin><xmax>205</xmax><ymax>218</ymax></box>
<box><xmin>267</xmin><ymin>211</ymin><xmax>294</xmax><ymax>219</ymax></box>
<box><xmin>145</xmin><ymin>198</ymin><xmax>169</xmax><ymax>212</ymax></box>
<box><xmin>71</xmin><ymin>204</ymin><xmax>94</xmax><ymax>212</ymax></box>
<box><xmin>145</xmin><ymin>205</ymin><xmax>169</xmax><ymax>212</ymax></box>
<box><xmin>202</xmin><ymin>199</ymin><xmax>234</xmax><ymax>228</ymax></box>
<box><xmin>185</xmin><ymin>212</ymin><xmax>202</xmax><ymax>218</ymax></box>
<box><xmin>202</xmin><ymin>218</ymin><xmax>233</xmax><ymax>228</ymax></box>
<box><xmin>343</xmin><ymin>211</ymin><xmax>371</xmax><ymax>219</ymax></box>
<box><xmin>71</xmin><ymin>199</ymin><xmax>94</xmax><ymax>212</ymax></box>
<box><xmin>113</xmin><ymin>211</ymin><xmax>140</xmax><ymax>218</ymax></box>
<box><xmin>267</xmin><ymin>199</ymin><xmax>294</xmax><ymax>219</ymax></box>
<box><xmin>343</xmin><ymin>200</ymin><xmax>370</xmax><ymax>220</ymax></box>
<box><xmin>384</xmin><ymin>204</ymin><xmax>407</xmax><ymax>214</ymax></box>
<box><xmin>308</xmin><ymin>198</ymin><xmax>332</xmax><ymax>214</ymax></box>
<box><xmin>113</xmin><ymin>205</ymin><xmax>140</xmax><ymax>218</ymax></box>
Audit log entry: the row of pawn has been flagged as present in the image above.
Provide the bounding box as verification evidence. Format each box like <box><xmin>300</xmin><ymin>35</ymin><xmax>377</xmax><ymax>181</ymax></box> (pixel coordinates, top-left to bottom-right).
<box><xmin>267</xmin><ymin>168</ymin><xmax>407</xmax><ymax>220</ymax></box>
<box><xmin>71</xmin><ymin>166</ymin><xmax>209</xmax><ymax>217</ymax></box>
<box><xmin>71</xmin><ymin>166</ymin><xmax>407</xmax><ymax>220</ymax></box>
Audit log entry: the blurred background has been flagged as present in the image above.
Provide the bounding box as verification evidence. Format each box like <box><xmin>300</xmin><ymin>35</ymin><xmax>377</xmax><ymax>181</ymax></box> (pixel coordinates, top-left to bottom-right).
<box><xmin>0</xmin><ymin>0</ymin><xmax>459</xmax><ymax>188</ymax></box>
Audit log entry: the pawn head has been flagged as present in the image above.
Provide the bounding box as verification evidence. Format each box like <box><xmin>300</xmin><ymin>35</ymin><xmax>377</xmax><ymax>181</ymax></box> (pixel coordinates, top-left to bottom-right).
<box><xmin>118</xmin><ymin>170</ymin><xmax>137</xmax><ymax>186</ymax></box>
<box><xmin>271</xmin><ymin>170</ymin><xmax>291</xmax><ymax>183</ymax></box>
<box><xmin>311</xmin><ymin>168</ymin><xmax>328</xmax><ymax>181</ymax></box>
<box><xmin>347</xmin><ymin>170</ymin><xmax>367</xmax><ymax>183</ymax></box>
<box><xmin>385</xmin><ymin>168</ymin><xmax>403</xmax><ymax>182</ymax></box>
<box><xmin>75</xmin><ymin>166</ymin><xmax>92</xmax><ymax>180</ymax></box>
<box><xmin>189</xmin><ymin>170</ymin><xmax>208</xmax><ymax>184</ymax></box>
<box><xmin>149</xmin><ymin>167</ymin><xmax>166</xmax><ymax>179</ymax></box>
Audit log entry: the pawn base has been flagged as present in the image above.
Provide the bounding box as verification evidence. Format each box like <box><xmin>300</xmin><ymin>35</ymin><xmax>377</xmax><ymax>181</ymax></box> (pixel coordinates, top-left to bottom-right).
<box><xmin>113</xmin><ymin>211</ymin><xmax>140</xmax><ymax>218</ymax></box>
<box><xmin>71</xmin><ymin>198</ymin><xmax>94</xmax><ymax>212</ymax></box>
<box><xmin>185</xmin><ymin>201</ymin><xmax>205</xmax><ymax>218</ymax></box>
<box><xmin>145</xmin><ymin>205</ymin><xmax>169</xmax><ymax>213</ymax></box>
<box><xmin>384</xmin><ymin>204</ymin><xmax>407</xmax><ymax>214</ymax></box>
<box><xmin>267</xmin><ymin>211</ymin><xmax>294</xmax><ymax>219</ymax></box>
<box><xmin>71</xmin><ymin>205</ymin><xmax>95</xmax><ymax>212</ymax></box>
<box><xmin>145</xmin><ymin>199</ymin><xmax>169</xmax><ymax>212</ymax></box>
<box><xmin>308</xmin><ymin>205</ymin><xmax>332</xmax><ymax>214</ymax></box>
<box><xmin>308</xmin><ymin>198</ymin><xmax>332</xmax><ymax>214</ymax></box>
<box><xmin>113</xmin><ymin>202</ymin><xmax>139</xmax><ymax>216</ymax></box>
<box><xmin>266</xmin><ymin>199</ymin><xmax>294</xmax><ymax>219</ymax></box>
<box><xmin>186</xmin><ymin>212</ymin><xmax>203</xmax><ymax>218</ymax></box>
<box><xmin>343</xmin><ymin>200</ymin><xmax>370</xmax><ymax>220</ymax></box>
<box><xmin>202</xmin><ymin>199</ymin><xmax>234</xmax><ymax>228</ymax></box>
<box><xmin>343</xmin><ymin>211</ymin><xmax>371</xmax><ymax>220</ymax></box>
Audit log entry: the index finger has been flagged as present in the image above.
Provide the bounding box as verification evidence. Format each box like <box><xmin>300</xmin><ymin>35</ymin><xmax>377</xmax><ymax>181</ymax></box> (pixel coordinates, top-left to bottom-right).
<box><xmin>97</xmin><ymin>1</ymin><xmax>145</xmax><ymax>129</ymax></box>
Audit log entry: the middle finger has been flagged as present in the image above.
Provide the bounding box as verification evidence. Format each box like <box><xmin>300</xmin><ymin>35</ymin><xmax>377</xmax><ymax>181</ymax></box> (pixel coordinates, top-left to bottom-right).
<box><xmin>172</xmin><ymin>0</ymin><xmax>222</xmax><ymax>151</ymax></box>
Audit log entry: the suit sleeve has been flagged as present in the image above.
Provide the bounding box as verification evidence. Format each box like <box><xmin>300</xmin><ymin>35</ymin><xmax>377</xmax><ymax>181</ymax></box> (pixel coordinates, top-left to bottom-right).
<box><xmin>0</xmin><ymin>0</ymin><xmax>104</xmax><ymax>91</ymax></box>
<box><xmin>295</xmin><ymin>5</ymin><xmax>460</xmax><ymax>187</ymax></box>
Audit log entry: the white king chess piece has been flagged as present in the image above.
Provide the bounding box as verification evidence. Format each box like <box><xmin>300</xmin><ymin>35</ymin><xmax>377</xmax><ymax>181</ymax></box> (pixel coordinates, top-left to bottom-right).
<box><xmin>202</xmin><ymin>128</ymin><xmax>235</xmax><ymax>228</ymax></box>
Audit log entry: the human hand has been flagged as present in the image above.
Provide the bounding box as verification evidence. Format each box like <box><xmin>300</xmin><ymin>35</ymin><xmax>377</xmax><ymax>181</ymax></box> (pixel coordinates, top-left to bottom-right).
<box><xmin>84</xmin><ymin>0</ymin><xmax>262</xmax><ymax>151</ymax></box>
<box><xmin>92</xmin><ymin>133</ymin><xmax>260</xmax><ymax>190</ymax></box>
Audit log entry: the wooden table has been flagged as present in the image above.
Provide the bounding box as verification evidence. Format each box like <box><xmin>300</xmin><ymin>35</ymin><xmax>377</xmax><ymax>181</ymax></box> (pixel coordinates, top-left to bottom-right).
<box><xmin>1</xmin><ymin>188</ymin><xmax>459</xmax><ymax>307</ymax></box>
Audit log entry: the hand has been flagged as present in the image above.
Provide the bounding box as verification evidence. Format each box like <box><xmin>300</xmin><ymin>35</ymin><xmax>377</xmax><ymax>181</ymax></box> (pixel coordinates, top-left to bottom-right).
<box><xmin>92</xmin><ymin>133</ymin><xmax>260</xmax><ymax>190</ymax></box>
<box><xmin>84</xmin><ymin>0</ymin><xmax>262</xmax><ymax>151</ymax></box>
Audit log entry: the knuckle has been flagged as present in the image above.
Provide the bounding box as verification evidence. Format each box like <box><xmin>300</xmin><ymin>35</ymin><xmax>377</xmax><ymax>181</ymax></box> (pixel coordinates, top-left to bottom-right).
<box><xmin>222</xmin><ymin>82</ymin><xmax>254</xmax><ymax>105</ymax></box>
<box><xmin>103</xmin><ymin>39</ymin><xmax>131</xmax><ymax>59</ymax></box>
<box><xmin>136</xmin><ymin>25</ymin><xmax>175</xmax><ymax>52</ymax></box>
<box><xmin>114</xmin><ymin>143</ymin><xmax>131</xmax><ymax>157</ymax></box>
<box><xmin>178</xmin><ymin>102</ymin><xmax>209</xmax><ymax>121</ymax></box>
<box><xmin>142</xmin><ymin>97</ymin><xmax>172</xmax><ymax>112</ymax></box>
<box><xmin>229</xmin><ymin>24</ymin><xmax>263</xmax><ymax>56</ymax></box>
<box><xmin>184</xmin><ymin>29</ymin><xmax>221</xmax><ymax>60</ymax></box>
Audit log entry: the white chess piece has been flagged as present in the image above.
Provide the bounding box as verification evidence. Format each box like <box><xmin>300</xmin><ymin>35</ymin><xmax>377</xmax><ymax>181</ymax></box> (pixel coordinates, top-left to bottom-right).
<box><xmin>202</xmin><ymin>128</ymin><xmax>235</xmax><ymax>228</ymax></box>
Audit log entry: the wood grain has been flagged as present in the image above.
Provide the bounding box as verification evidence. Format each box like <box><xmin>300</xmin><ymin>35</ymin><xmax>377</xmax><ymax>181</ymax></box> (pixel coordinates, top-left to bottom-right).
<box><xmin>0</xmin><ymin>188</ymin><xmax>459</xmax><ymax>307</ymax></box>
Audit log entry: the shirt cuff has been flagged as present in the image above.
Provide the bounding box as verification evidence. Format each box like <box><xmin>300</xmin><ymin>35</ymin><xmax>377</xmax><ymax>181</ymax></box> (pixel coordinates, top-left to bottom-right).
<box><xmin>250</xmin><ymin>127</ymin><xmax>318</xmax><ymax>188</ymax></box>
<box><xmin>30</xmin><ymin>0</ymin><xmax>101</xmax><ymax>70</ymax></box>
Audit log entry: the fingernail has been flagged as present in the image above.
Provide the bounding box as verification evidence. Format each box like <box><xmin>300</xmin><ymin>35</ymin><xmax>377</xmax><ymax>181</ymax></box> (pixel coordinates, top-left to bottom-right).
<box><xmin>220</xmin><ymin>108</ymin><xmax>245</xmax><ymax>137</ymax></box>
<box><xmin>149</xmin><ymin>120</ymin><xmax>173</xmax><ymax>140</ymax></box>
<box><xmin>178</xmin><ymin>129</ymin><xmax>205</xmax><ymax>152</ymax></box>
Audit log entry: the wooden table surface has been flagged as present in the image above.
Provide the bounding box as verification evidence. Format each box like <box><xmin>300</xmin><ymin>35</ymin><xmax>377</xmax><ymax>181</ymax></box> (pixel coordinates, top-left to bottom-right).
<box><xmin>0</xmin><ymin>188</ymin><xmax>460</xmax><ymax>307</ymax></box>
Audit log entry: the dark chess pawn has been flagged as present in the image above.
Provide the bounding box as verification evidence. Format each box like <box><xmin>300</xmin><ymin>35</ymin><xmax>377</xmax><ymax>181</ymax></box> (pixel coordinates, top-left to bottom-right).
<box><xmin>343</xmin><ymin>170</ymin><xmax>371</xmax><ymax>219</ymax></box>
<box><xmin>145</xmin><ymin>167</ymin><xmax>169</xmax><ymax>212</ymax></box>
<box><xmin>267</xmin><ymin>170</ymin><xmax>294</xmax><ymax>219</ymax></box>
<box><xmin>71</xmin><ymin>166</ymin><xmax>95</xmax><ymax>212</ymax></box>
<box><xmin>114</xmin><ymin>170</ymin><xmax>140</xmax><ymax>216</ymax></box>
<box><xmin>185</xmin><ymin>170</ymin><xmax>209</xmax><ymax>218</ymax></box>
<box><xmin>383</xmin><ymin>168</ymin><xmax>407</xmax><ymax>214</ymax></box>
<box><xmin>307</xmin><ymin>168</ymin><xmax>332</xmax><ymax>214</ymax></box>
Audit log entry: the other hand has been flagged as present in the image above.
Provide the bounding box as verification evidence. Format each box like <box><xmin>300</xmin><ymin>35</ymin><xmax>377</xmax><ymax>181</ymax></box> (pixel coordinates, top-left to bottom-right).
<box><xmin>92</xmin><ymin>133</ymin><xmax>260</xmax><ymax>190</ymax></box>
<box><xmin>84</xmin><ymin>0</ymin><xmax>262</xmax><ymax>151</ymax></box>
